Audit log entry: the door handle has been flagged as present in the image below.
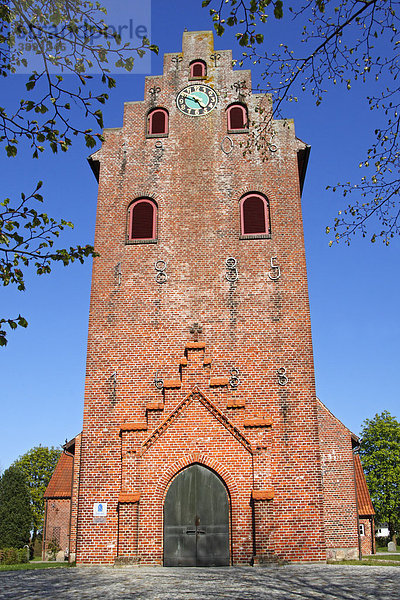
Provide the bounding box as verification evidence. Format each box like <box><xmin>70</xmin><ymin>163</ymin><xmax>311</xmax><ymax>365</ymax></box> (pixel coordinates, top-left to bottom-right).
<box><xmin>196</xmin><ymin>529</ymin><xmax>206</xmax><ymax>535</ymax></box>
<box><xmin>186</xmin><ymin>529</ymin><xmax>196</xmax><ymax>535</ymax></box>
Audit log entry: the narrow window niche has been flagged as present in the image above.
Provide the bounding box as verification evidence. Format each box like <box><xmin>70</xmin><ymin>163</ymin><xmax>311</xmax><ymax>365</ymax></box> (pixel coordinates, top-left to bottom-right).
<box><xmin>147</xmin><ymin>108</ymin><xmax>169</xmax><ymax>137</ymax></box>
<box><xmin>227</xmin><ymin>103</ymin><xmax>249</xmax><ymax>133</ymax></box>
<box><xmin>240</xmin><ymin>193</ymin><xmax>271</xmax><ymax>239</ymax></box>
<box><xmin>127</xmin><ymin>198</ymin><xmax>157</xmax><ymax>243</ymax></box>
<box><xmin>189</xmin><ymin>60</ymin><xmax>206</xmax><ymax>79</ymax></box>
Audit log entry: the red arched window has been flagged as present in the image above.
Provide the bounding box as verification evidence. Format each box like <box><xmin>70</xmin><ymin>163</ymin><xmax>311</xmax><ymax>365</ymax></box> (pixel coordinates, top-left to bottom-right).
<box><xmin>128</xmin><ymin>198</ymin><xmax>157</xmax><ymax>241</ymax></box>
<box><xmin>190</xmin><ymin>60</ymin><xmax>206</xmax><ymax>78</ymax></box>
<box><xmin>147</xmin><ymin>108</ymin><xmax>168</xmax><ymax>136</ymax></box>
<box><xmin>227</xmin><ymin>104</ymin><xmax>248</xmax><ymax>131</ymax></box>
<box><xmin>240</xmin><ymin>193</ymin><xmax>270</xmax><ymax>236</ymax></box>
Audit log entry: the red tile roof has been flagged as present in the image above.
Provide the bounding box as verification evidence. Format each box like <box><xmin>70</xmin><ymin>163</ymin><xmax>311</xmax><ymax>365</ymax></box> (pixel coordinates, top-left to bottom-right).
<box><xmin>44</xmin><ymin>452</ymin><xmax>73</xmax><ymax>498</ymax></box>
<box><xmin>354</xmin><ymin>454</ymin><xmax>375</xmax><ymax>516</ymax></box>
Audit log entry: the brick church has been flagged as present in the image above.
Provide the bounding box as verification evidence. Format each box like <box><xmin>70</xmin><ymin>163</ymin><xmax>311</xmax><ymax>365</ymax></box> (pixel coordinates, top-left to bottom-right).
<box><xmin>43</xmin><ymin>31</ymin><xmax>375</xmax><ymax>565</ymax></box>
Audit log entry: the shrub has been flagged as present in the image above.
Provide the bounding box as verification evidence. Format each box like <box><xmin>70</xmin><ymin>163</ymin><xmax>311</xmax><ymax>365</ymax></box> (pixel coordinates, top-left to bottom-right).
<box><xmin>47</xmin><ymin>536</ymin><xmax>61</xmax><ymax>561</ymax></box>
<box><xmin>0</xmin><ymin>547</ymin><xmax>29</xmax><ymax>565</ymax></box>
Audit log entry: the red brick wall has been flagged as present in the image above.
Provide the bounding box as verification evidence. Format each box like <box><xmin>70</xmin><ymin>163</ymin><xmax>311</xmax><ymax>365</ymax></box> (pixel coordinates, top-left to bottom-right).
<box><xmin>317</xmin><ymin>400</ymin><xmax>359</xmax><ymax>560</ymax></box>
<box><xmin>360</xmin><ymin>517</ymin><xmax>375</xmax><ymax>556</ymax></box>
<box><xmin>77</xmin><ymin>30</ymin><xmax>334</xmax><ymax>564</ymax></box>
<box><xmin>68</xmin><ymin>433</ymin><xmax>82</xmax><ymax>562</ymax></box>
<box><xmin>43</xmin><ymin>499</ymin><xmax>70</xmax><ymax>559</ymax></box>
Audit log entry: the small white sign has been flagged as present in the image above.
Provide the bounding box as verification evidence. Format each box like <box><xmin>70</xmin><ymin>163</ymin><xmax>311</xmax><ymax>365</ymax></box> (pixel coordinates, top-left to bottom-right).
<box><xmin>93</xmin><ymin>502</ymin><xmax>107</xmax><ymax>517</ymax></box>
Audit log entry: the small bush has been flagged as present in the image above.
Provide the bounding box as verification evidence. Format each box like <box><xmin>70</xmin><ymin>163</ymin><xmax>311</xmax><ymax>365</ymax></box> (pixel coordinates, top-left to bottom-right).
<box><xmin>376</xmin><ymin>536</ymin><xmax>391</xmax><ymax>548</ymax></box>
<box><xmin>0</xmin><ymin>547</ymin><xmax>29</xmax><ymax>565</ymax></box>
<box><xmin>46</xmin><ymin>536</ymin><xmax>61</xmax><ymax>561</ymax></box>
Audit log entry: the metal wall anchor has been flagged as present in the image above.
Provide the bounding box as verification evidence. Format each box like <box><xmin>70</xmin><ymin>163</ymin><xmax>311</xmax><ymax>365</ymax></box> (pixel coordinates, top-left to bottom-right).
<box><xmin>225</xmin><ymin>257</ymin><xmax>238</xmax><ymax>282</ymax></box>
<box><xmin>229</xmin><ymin>367</ymin><xmax>240</xmax><ymax>389</ymax></box>
<box><xmin>171</xmin><ymin>55</ymin><xmax>182</xmax><ymax>69</ymax></box>
<box><xmin>154</xmin><ymin>371</ymin><xmax>164</xmax><ymax>390</ymax></box>
<box><xmin>221</xmin><ymin>136</ymin><xmax>234</xmax><ymax>155</ymax></box>
<box><xmin>148</xmin><ymin>86</ymin><xmax>161</xmax><ymax>101</ymax></box>
<box><xmin>155</xmin><ymin>260</ymin><xmax>168</xmax><ymax>284</ymax></box>
<box><xmin>277</xmin><ymin>367</ymin><xmax>288</xmax><ymax>386</ymax></box>
<box><xmin>268</xmin><ymin>256</ymin><xmax>281</xmax><ymax>281</ymax></box>
<box><xmin>210</xmin><ymin>52</ymin><xmax>221</xmax><ymax>67</ymax></box>
<box><xmin>115</xmin><ymin>262</ymin><xmax>122</xmax><ymax>286</ymax></box>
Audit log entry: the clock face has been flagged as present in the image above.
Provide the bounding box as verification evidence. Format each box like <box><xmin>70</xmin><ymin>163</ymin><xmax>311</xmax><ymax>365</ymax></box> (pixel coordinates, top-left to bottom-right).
<box><xmin>176</xmin><ymin>84</ymin><xmax>218</xmax><ymax>116</ymax></box>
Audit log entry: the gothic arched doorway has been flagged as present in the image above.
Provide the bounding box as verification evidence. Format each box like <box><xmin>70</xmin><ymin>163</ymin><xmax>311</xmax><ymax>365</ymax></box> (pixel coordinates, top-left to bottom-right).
<box><xmin>163</xmin><ymin>463</ymin><xmax>230</xmax><ymax>566</ymax></box>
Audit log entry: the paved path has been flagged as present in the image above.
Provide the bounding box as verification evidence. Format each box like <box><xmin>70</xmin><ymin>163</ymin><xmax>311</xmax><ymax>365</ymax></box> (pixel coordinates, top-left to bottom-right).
<box><xmin>0</xmin><ymin>565</ymin><xmax>399</xmax><ymax>600</ymax></box>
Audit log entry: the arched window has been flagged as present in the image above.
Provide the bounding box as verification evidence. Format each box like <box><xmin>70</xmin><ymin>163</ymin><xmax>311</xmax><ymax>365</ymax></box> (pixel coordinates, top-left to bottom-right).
<box><xmin>128</xmin><ymin>198</ymin><xmax>157</xmax><ymax>241</ymax></box>
<box><xmin>147</xmin><ymin>108</ymin><xmax>169</xmax><ymax>136</ymax></box>
<box><xmin>189</xmin><ymin>60</ymin><xmax>206</xmax><ymax>78</ymax></box>
<box><xmin>227</xmin><ymin>104</ymin><xmax>248</xmax><ymax>132</ymax></box>
<box><xmin>240</xmin><ymin>193</ymin><xmax>270</xmax><ymax>237</ymax></box>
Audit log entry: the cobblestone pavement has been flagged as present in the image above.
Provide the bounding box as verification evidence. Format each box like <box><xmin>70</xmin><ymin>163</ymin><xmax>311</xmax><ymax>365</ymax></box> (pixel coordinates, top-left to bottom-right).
<box><xmin>0</xmin><ymin>565</ymin><xmax>399</xmax><ymax>600</ymax></box>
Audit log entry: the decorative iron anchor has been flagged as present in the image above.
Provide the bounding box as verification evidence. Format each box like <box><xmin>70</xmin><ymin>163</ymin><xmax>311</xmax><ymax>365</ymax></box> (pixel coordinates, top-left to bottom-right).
<box><xmin>154</xmin><ymin>371</ymin><xmax>164</xmax><ymax>390</ymax></box>
<box><xmin>268</xmin><ymin>256</ymin><xmax>281</xmax><ymax>281</ymax></box>
<box><xmin>210</xmin><ymin>52</ymin><xmax>221</xmax><ymax>67</ymax></box>
<box><xmin>229</xmin><ymin>367</ymin><xmax>240</xmax><ymax>389</ymax></box>
<box><xmin>171</xmin><ymin>55</ymin><xmax>182</xmax><ymax>69</ymax></box>
<box><xmin>148</xmin><ymin>86</ymin><xmax>161</xmax><ymax>101</ymax></box>
<box><xmin>155</xmin><ymin>260</ymin><xmax>167</xmax><ymax>284</ymax></box>
<box><xmin>225</xmin><ymin>257</ymin><xmax>238</xmax><ymax>282</ymax></box>
<box><xmin>277</xmin><ymin>367</ymin><xmax>288</xmax><ymax>386</ymax></box>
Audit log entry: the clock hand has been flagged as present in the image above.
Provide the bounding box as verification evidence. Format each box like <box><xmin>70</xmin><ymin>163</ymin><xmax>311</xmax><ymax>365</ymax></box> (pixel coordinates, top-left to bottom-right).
<box><xmin>181</xmin><ymin>91</ymin><xmax>206</xmax><ymax>108</ymax></box>
<box><xmin>191</xmin><ymin>94</ymin><xmax>207</xmax><ymax>108</ymax></box>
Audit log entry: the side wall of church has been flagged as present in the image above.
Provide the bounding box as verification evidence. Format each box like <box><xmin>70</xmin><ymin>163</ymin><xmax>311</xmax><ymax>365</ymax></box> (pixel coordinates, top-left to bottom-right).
<box><xmin>43</xmin><ymin>499</ymin><xmax>71</xmax><ymax>560</ymax></box>
<box><xmin>359</xmin><ymin>517</ymin><xmax>375</xmax><ymax>556</ymax></box>
<box><xmin>317</xmin><ymin>401</ymin><xmax>359</xmax><ymax>559</ymax></box>
<box><xmin>77</xmin><ymin>31</ymin><xmax>327</xmax><ymax>564</ymax></box>
<box><xmin>68</xmin><ymin>433</ymin><xmax>82</xmax><ymax>562</ymax></box>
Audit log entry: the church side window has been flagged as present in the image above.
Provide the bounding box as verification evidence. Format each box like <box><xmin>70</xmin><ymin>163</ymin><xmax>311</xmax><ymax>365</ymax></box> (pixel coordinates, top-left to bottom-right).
<box><xmin>147</xmin><ymin>108</ymin><xmax>169</xmax><ymax>136</ymax></box>
<box><xmin>190</xmin><ymin>60</ymin><xmax>206</xmax><ymax>78</ymax></box>
<box><xmin>227</xmin><ymin>104</ymin><xmax>248</xmax><ymax>132</ymax></box>
<box><xmin>128</xmin><ymin>198</ymin><xmax>157</xmax><ymax>242</ymax></box>
<box><xmin>240</xmin><ymin>193</ymin><xmax>270</xmax><ymax>237</ymax></box>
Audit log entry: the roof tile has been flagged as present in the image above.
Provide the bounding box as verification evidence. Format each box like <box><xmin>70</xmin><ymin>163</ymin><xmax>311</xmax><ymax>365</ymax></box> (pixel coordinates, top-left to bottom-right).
<box><xmin>355</xmin><ymin>454</ymin><xmax>375</xmax><ymax>516</ymax></box>
<box><xmin>44</xmin><ymin>452</ymin><xmax>73</xmax><ymax>498</ymax></box>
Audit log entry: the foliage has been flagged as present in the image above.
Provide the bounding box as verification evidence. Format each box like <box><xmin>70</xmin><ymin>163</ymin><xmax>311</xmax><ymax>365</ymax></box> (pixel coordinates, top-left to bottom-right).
<box><xmin>13</xmin><ymin>445</ymin><xmax>61</xmax><ymax>538</ymax></box>
<box><xmin>47</xmin><ymin>535</ymin><xmax>61</xmax><ymax>560</ymax></box>
<box><xmin>359</xmin><ymin>411</ymin><xmax>400</xmax><ymax>542</ymax></box>
<box><xmin>1</xmin><ymin>0</ymin><xmax>157</xmax><ymax>156</ymax></box>
<box><xmin>0</xmin><ymin>180</ymin><xmax>96</xmax><ymax>346</ymax></box>
<box><xmin>0</xmin><ymin>547</ymin><xmax>29</xmax><ymax>565</ymax></box>
<box><xmin>204</xmin><ymin>0</ymin><xmax>400</xmax><ymax>245</ymax></box>
<box><xmin>0</xmin><ymin>466</ymin><xmax>32</xmax><ymax>548</ymax></box>
<box><xmin>0</xmin><ymin>0</ymin><xmax>158</xmax><ymax>345</ymax></box>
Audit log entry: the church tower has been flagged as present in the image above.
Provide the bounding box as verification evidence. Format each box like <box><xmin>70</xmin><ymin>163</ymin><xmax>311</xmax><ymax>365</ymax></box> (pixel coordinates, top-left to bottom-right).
<box><xmin>75</xmin><ymin>31</ymin><xmax>360</xmax><ymax>565</ymax></box>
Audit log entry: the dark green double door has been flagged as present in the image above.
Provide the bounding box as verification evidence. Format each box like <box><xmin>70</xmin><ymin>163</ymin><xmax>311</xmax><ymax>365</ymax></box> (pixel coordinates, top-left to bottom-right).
<box><xmin>164</xmin><ymin>464</ymin><xmax>230</xmax><ymax>566</ymax></box>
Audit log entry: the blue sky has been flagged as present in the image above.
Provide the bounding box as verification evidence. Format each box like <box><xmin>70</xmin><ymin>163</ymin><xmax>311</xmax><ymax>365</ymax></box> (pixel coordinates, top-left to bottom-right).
<box><xmin>1</xmin><ymin>1</ymin><xmax>398</xmax><ymax>471</ymax></box>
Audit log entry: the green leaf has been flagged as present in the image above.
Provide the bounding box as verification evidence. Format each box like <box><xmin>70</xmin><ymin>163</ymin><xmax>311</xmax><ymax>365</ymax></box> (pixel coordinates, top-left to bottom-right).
<box><xmin>17</xmin><ymin>316</ymin><xmax>28</xmax><ymax>328</ymax></box>
<box><xmin>274</xmin><ymin>0</ymin><xmax>283</xmax><ymax>19</ymax></box>
<box><xmin>85</xmin><ymin>134</ymin><xmax>96</xmax><ymax>149</ymax></box>
<box><xmin>6</xmin><ymin>145</ymin><xmax>17</xmax><ymax>157</ymax></box>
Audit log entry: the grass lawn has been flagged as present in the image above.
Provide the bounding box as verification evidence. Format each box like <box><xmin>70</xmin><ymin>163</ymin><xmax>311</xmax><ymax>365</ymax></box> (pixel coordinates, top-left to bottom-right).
<box><xmin>329</xmin><ymin>555</ymin><xmax>400</xmax><ymax>567</ymax></box>
<box><xmin>0</xmin><ymin>562</ymin><xmax>74</xmax><ymax>572</ymax></box>
<box><xmin>373</xmin><ymin>553</ymin><xmax>400</xmax><ymax>561</ymax></box>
